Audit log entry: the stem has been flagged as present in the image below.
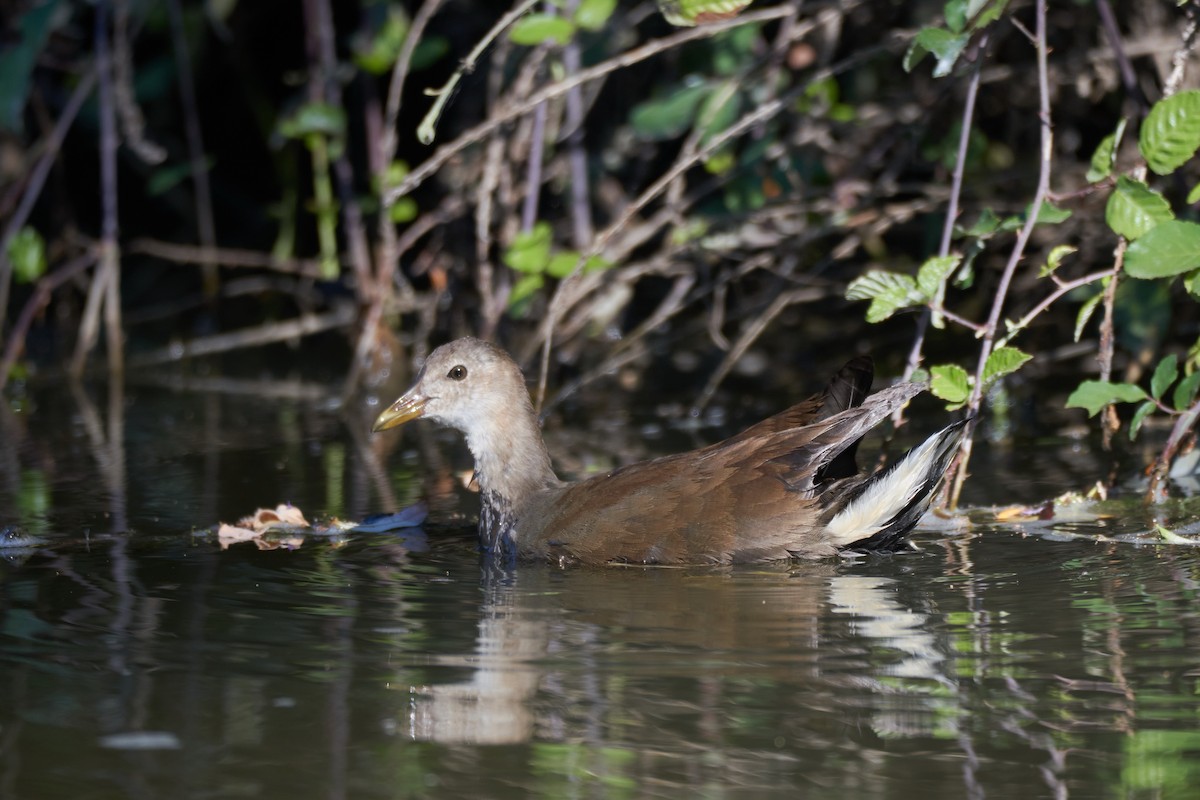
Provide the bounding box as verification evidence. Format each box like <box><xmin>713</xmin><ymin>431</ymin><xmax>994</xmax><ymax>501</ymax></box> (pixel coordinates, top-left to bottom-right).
<box><xmin>995</xmin><ymin>270</ymin><xmax>1112</xmax><ymax>349</ymax></box>
<box><xmin>166</xmin><ymin>0</ymin><xmax>218</xmax><ymax>297</ymax></box>
<box><xmin>948</xmin><ymin>0</ymin><xmax>1052</xmax><ymax>507</ymax></box>
<box><xmin>389</xmin><ymin>4</ymin><xmax>797</xmax><ymax>204</ymax></box>
<box><xmin>0</xmin><ymin>71</ymin><xmax>96</xmax><ymax>335</ymax></box>
<box><xmin>416</xmin><ymin>0</ymin><xmax>541</xmax><ymax>145</ymax></box>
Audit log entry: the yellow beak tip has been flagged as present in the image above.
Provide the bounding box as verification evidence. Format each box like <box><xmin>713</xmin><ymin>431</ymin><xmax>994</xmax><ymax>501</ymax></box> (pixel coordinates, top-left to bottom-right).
<box><xmin>371</xmin><ymin>395</ymin><xmax>426</xmax><ymax>433</ymax></box>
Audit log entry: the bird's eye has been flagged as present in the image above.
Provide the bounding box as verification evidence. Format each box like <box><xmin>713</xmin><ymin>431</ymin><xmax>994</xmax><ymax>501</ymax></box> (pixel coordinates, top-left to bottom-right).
<box><xmin>448</xmin><ymin>365</ymin><xmax>468</xmax><ymax>381</ymax></box>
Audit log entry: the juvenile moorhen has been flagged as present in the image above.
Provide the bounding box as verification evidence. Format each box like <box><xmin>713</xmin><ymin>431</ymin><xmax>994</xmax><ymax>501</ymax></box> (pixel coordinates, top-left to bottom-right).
<box><xmin>373</xmin><ymin>337</ymin><xmax>966</xmax><ymax>565</ymax></box>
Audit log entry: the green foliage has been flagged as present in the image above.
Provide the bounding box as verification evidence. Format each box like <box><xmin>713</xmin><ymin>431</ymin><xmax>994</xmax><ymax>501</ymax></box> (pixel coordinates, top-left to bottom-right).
<box><xmin>575</xmin><ymin>0</ymin><xmax>618</xmax><ymax>31</ymax></box>
<box><xmin>630</xmin><ymin>82</ymin><xmax>713</xmax><ymax>140</ymax></box>
<box><xmin>905</xmin><ymin>27</ymin><xmax>970</xmax><ymax>78</ymax></box>
<box><xmin>353</xmin><ymin>5</ymin><xmax>411</xmax><ymax>74</ymax></box>
<box><xmin>509</xmin><ymin>14</ymin><xmax>575</xmax><ymax>46</ymax></box>
<box><xmin>1124</xmin><ymin>219</ymin><xmax>1200</xmax><ymax>278</ymax></box>
<box><xmin>1139</xmin><ymin>90</ymin><xmax>1200</xmax><ymax>175</ymax></box>
<box><xmin>1086</xmin><ymin>119</ymin><xmax>1126</xmax><ymax>182</ymax></box>
<box><xmin>930</xmin><ymin>363</ymin><xmax>971</xmax><ymax>406</ymax></box>
<box><xmin>7</xmin><ymin>227</ymin><xmax>46</xmax><ymax>284</ymax></box>
<box><xmin>1066</xmin><ymin>381</ymin><xmax>1148</xmax><ymax>416</ymax></box>
<box><xmin>657</xmin><ymin>0</ymin><xmax>753</xmax><ymax>27</ymax></box>
<box><xmin>1105</xmin><ymin>176</ymin><xmax>1173</xmax><ymax>240</ymax></box>
<box><xmin>983</xmin><ymin>346</ymin><xmax>1031</xmax><ymax>384</ymax></box>
<box><xmin>503</xmin><ymin>223</ymin><xmax>610</xmax><ymax>311</ymax></box>
<box><xmin>1038</xmin><ymin>245</ymin><xmax>1076</xmax><ymax>278</ymax></box>
<box><xmin>845</xmin><ymin>254</ymin><xmax>961</xmax><ymax>324</ymax></box>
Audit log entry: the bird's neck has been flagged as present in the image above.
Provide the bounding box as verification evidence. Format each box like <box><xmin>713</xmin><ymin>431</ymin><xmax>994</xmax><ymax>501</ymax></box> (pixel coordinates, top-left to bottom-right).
<box><xmin>464</xmin><ymin>408</ymin><xmax>561</xmax><ymax>550</ymax></box>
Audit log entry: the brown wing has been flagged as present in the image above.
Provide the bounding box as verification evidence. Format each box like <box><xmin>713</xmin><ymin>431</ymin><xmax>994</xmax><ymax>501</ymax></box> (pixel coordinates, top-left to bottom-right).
<box><xmin>520</xmin><ymin>379</ymin><xmax>918</xmax><ymax>565</ymax></box>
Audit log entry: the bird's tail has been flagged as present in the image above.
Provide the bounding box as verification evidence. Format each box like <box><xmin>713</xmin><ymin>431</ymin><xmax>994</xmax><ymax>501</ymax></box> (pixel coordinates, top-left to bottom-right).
<box><xmin>825</xmin><ymin>418</ymin><xmax>969</xmax><ymax>552</ymax></box>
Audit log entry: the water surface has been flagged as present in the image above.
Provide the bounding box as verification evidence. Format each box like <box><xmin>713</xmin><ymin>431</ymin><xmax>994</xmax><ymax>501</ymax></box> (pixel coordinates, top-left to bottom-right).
<box><xmin>2</xmin><ymin>376</ymin><xmax>1199</xmax><ymax>799</ymax></box>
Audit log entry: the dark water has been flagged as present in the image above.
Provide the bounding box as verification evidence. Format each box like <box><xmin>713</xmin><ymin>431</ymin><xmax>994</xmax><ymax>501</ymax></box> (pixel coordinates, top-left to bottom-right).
<box><xmin>3</xmin><ymin>377</ymin><xmax>1200</xmax><ymax>799</ymax></box>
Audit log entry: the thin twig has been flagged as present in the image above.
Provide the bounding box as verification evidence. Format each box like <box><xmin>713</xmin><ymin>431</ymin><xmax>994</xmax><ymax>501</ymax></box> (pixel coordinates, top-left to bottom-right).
<box><xmin>949</xmin><ymin>0</ymin><xmax>1053</xmax><ymax>508</ymax></box>
<box><xmin>387</xmin><ymin>4</ymin><xmax>798</xmax><ymax>204</ymax></box>
<box><xmin>0</xmin><ymin>252</ymin><xmax>98</xmax><ymax>392</ymax></box>
<box><xmin>0</xmin><ymin>70</ymin><xmax>96</xmax><ymax>334</ymax></box>
<box><xmin>166</xmin><ymin>0</ymin><xmax>218</xmax><ymax>295</ymax></box>
<box><xmin>416</xmin><ymin>0</ymin><xmax>540</xmax><ymax>144</ymax></box>
<box><xmin>897</xmin><ymin>32</ymin><xmax>989</xmax><ymax>424</ymax></box>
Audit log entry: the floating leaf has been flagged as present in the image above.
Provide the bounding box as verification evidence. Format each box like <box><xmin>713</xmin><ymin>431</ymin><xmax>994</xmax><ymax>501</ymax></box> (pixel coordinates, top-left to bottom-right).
<box><xmin>983</xmin><ymin>346</ymin><xmax>1032</xmax><ymax>384</ymax></box>
<box><xmin>575</xmin><ymin>0</ymin><xmax>617</xmax><ymax>30</ymax></box>
<box><xmin>845</xmin><ymin>270</ymin><xmax>923</xmax><ymax>323</ymax></box>
<box><xmin>509</xmin><ymin>13</ymin><xmax>575</xmax><ymax>46</ymax></box>
<box><xmin>1151</xmin><ymin>354</ymin><xmax>1179</xmax><ymax>401</ymax></box>
<box><xmin>1065</xmin><ymin>380</ymin><xmax>1148</xmax><ymax>416</ymax></box>
<box><xmin>1124</xmin><ymin>219</ymin><xmax>1200</xmax><ymax>278</ymax></box>
<box><xmin>1129</xmin><ymin>400</ymin><xmax>1156</xmax><ymax>440</ymax></box>
<box><xmin>1140</xmin><ymin>90</ymin><xmax>1200</xmax><ymax>175</ymax></box>
<box><xmin>1086</xmin><ymin>119</ymin><xmax>1126</xmax><ymax>182</ymax></box>
<box><xmin>1105</xmin><ymin>176</ymin><xmax>1174</xmax><ymax>240</ymax></box>
<box><xmin>930</xmin><ymin>363</ymin><xmax>971</xmax><ymax>405</ymax></box>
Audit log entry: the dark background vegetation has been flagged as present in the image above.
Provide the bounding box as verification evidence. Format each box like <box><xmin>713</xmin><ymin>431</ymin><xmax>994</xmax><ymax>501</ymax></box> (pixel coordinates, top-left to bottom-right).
<box><xmin>2</xmin><ymin>0</ymin><xmax>1199</xmax><ymax>493</ymax></box>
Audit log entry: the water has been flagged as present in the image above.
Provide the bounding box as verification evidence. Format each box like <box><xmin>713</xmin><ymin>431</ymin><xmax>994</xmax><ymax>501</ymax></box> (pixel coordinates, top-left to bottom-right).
<box><xmin>3</xmin><ymin>377</ymin><xmax>1200</xmax><ymax>799</ymax></box>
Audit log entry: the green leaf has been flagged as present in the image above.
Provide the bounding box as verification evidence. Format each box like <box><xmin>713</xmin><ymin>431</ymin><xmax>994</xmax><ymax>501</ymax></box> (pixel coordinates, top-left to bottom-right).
<box><xmin>983</xmin><ymin>346</ymin><xmax>1032</xmax><ymax>384</ymax></box>
<box><xmin>1074</xmin><ymin>290</ymin><xmax>1104</xmax><ymax>342</ymax></box>
<box><xmin>276</xmin><ymin>102</ymin><xmax>346</xmax><ymax>140</ymax></box>
<box><xmin>930</xmin><ymin>364</ymin><xmax>971</xmax><ymax>405</ymax></box>
<box><xmin>696</xmin><ymin>81</ymin><xmax>741</xmax><ymax>146</ymax></box>
<box><xmin>352</xmin><ymin>6</ymin><xmax>411</xmax><ymax>75</ymax></box>
<box><xmin>961</xmin><ymin>208</ymin><xmax>1001</xmax><ymax>237</ymax></box>
<box><xmin>916</xmin><ymin>254</ymin><xmax>962</xmax><ymax>297</ymax></box>
<box><xmin>390</xmin><ymin>197</ymin><xmax>418</xmax><ymax>223</ymax></box>
<box><xmin>545</xmin><ymin>252</ymin><xmax>610</xmax><ymax>278</ymax></box>
<box><xmin>7</xmin><ymin>226</ymin><xmax>46</xmax><ymax>284</ymax></box>
<box><xmin>1173</xmin><ymin>371</ymin><xmax>1200</xmax><ymax>410</ymax></box>
<box><xmin>1065</xmin><ymin>380</ymin><xmax>1148</xmax><ymax>416</ymax></box>
<box><xmin>904</xmin><ymin>27</ymin><xmax>969</xmax><ymax>77</ymax></box>
<box><xmin>1124</xmin><ymin>219</ymin><xmax>1200</xmax><ymax>278</ymax></box>
<box><xmin>1039</xmin><ymin>244</ymin><xmax>1077</xmax><ymax>277</ymax></box>
<box><xmin>629</xmin><ymin>82</ymin><xmax>711</xmax><ymax>141</ymax></box>
<box><xmin>509</xmin><ymin>14</ymin><xmax>575</xmax><ymax>46</ymax></box>
<box><xmin>1139</xmin><ymin>90</ymin><xmax>1200</xmax><ymax>175</ymax></box>
<box><xmin>503</xmin><ymin>222</ymin><xmax>553</xmax><ymax>274</ymax></box>
<box><xmin>1129</xmin><ymin>400</ymin><xmax>1156</xmax><ymax>440</ymax></box>
<box><xmin>1153</xmin><ymin>523</ymin><xmax>1192</xmax><ymax>543</ymax></box>
<box><xmin>1086</xmin><ymin>119</ymin><xmax>1126</xmax><ymax>182</ymax></box>
<box><xmin>574</xmin><ymin>0</ymin><xmax>617</xmax><ymax>30</ymax></box>
<box><xmin>944</xmin><ymin>0</ymin><xmax>968</xmax><ymax>33</ymax></box>
<box><xmin>845</xmin><ymin>270</ymin><xmax>923</xmax><ymax>323</ymax></box>
<box><xmin>1033</xmin><ymin>200</ymin><xmax>1072</xmax><ymax>225</ymax></box>
<box><xmin>657</xmin><ymin>0</ymin><xmax>753</xmax><ymax>27</ymax></box>
<box><xmin>508</xmin><ymin>273</ymin><xmax>545</xmax><ymax>309</ymax></box>
<box><xmin>1151</xmin><ymin>354</ymin><xmax>1179</xmax><ymax>400</ymax></box>
<box><xmin>1105</xmin><ymin>176</ymin><xmax>1174</xmax><ymax>240</ymax></box>
<box><xmin>1189</xmin><ymin>182</ymin><xmax>1200</xmax><ymax>205</ymax></box>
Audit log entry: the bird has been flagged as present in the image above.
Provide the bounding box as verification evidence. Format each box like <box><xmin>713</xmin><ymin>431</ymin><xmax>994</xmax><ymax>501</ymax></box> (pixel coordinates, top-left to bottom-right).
<box><xmin>372</xmin><ymin>337</ymin><xmax>966</xmax><ymax>566</ymax></box>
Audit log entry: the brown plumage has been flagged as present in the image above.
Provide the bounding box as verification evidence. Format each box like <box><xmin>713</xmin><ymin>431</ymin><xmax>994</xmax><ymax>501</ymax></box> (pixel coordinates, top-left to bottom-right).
<box><xmin>373</xmin><ymin>337</ymin><xmax>965</xmax><ymax>566</ymax></box>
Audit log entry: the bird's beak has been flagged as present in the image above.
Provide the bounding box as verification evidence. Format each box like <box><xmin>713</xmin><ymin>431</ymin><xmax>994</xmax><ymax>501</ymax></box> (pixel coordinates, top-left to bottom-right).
<box><xmin>372</xmin><ymin>392</ymin><xmax>428</xmax><ymax>432</ymax></box>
